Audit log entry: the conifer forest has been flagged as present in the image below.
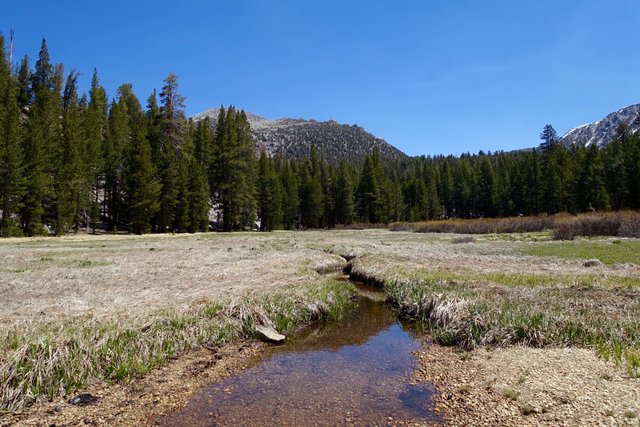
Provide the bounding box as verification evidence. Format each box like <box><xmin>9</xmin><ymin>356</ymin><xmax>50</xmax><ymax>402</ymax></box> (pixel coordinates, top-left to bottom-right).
<box><xmin>1</xmin><ymin>37</ymin><xmax>640</xmax><ymax>237</ymax></box>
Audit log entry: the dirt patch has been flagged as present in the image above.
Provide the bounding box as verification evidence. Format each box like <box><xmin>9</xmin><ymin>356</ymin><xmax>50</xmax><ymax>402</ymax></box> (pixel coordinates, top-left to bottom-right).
<box><xmin>413</xmin><ymin>343</ymin><xmax>640</xmax><ymax>426</ymax></box>
<box><xmin>1</xmin><ymin>340</ymin><xmax>266</xmax><ymax>427</ymax></box>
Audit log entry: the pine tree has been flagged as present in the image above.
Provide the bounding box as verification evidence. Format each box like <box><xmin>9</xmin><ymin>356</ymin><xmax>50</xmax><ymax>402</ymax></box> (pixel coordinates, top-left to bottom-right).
<box><xmin>124</xmin><ymin>128</ymin><xmax>160</xmax><ymax>234</ymax></box>
<box><xmin>539</xmin><ymin>124</ymin><xmax>558</xmax><ymax>152</ymax></box>
<box><xmin>173</xmin><ymin>130</ymin><xmax>210</xmax><ymax>233</ymax></box>
<box><xmin>320</xmin><ymin>156</ymin><xmax>335</xmax><ymax>227</ymax></box>
<box><xmin>573</xmin><ymin>145</ymin><xmax>610</xmax><ymax>212</ymax></box>
<box><xmin>356</xmin><ymin>154</ymin><xmax>380</xmax><ymax>223</ymax></box>
<box><xmin>622</xmin><ymin>134</ymin><xmax>640</xmax><ymax>209</ymax></box>
<box><xmin>279</xmin><ymin>158</ymin><xmax>300</xmax><ymax>229</ymax></box>
<box><xmin>155</xmin><ymin>73</ymin><xmax>186</xmax><ymax>232</ymax></box>
<box><xmin>211</xmin><ymin>107</ymin><xmax>257</xmax><ymax>231</ymax></box>
<box><xmin>477</xmin><ymin>156</ymin><xmax>498</xmax><ymax>217</ymax></box>
<box><xmin>403</xmin><ymin>175</ymin><xmax>429</xmax><ymax>221</ymax></box>
<box><xmin>53</xmin><ymin>70</ymin><xmax>84</xmax><ymax>234</ymax></box>
<box><xmin>542</xmin><ymin>142</ymin><xmax>573</xmax><ymax>213</ymax></box>
<box><xmin>333</xmin><ymin>160</ymin><xmax>355</xmax><ymax>225</ymax></box>
<box><xmin>15</xmin><ymin>55</ymin><xmax>31</xmax><ymax>111</ymax></box>
<box><xmin>257</xmin><ymin>151</ymin><xmax>283</xmax><ymax>231</ymax></box>
<box><xmin>193</xmin><ymin>117</ymin><xmax>214</xmax><ymax>170</ymax></box>
<box><xmin>83</xmin><ymin>69</ymin><xmax>108</xmax><ymax>230</ymax></box>
<box><xmin>299</xmin><ymin>146</ymin><xmax>324</xmax><ymax>228</ymax></box>
<box><xmin>103</xmin><ymin>86</ymin><xmax>132</xmax><ymax>230</ymax></box>
<box><xmin>21</xmin><ymin>39</ymin><xmax>58</xmax><ymax>235</ymax></box>
<box><xmin>0</xmin><ymin>34</ymin><xmax>25</xmax><ymax>236</ymax></box>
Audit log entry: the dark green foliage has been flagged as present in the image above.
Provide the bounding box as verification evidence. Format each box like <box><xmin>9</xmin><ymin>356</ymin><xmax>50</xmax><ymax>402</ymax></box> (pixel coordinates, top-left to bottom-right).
<box><xmin>333</xmin><ymin>160</ymin><xmax>355</xmax><ymax>225</ymax></box>
<box><xmin>21</xmin><ymin>39</ymin><xmax>57</xmax><ymax>235</ymax></box>
<box><xmin>210</xmin><ymin>107</ymin><xmax>256</xmax><ymax>231</ymax></box>
<box><xmin>83</xmin><ymin>69</ymin><xmax>108</xmax><ymax>230</ymax></box>
<box><xmin>103</xmin><ymin>88</ymin><xmax>129</xmax><ymax>230</ymax></box>
<box><xmin>124</xmin><ymin>128</ymin><xmax>160</xmax><ymax>234</ymax></box>
<box><xmin>53</xmin><ymin>70</ymin><xmax>84</xmax><ymax>234</ymax></box>
<box><xmin>257</xmin><ymin>151</ymin><xmax>283</xmax><ymax>231</ymax></box>
<box><xmin>174</xmin><ymin>133</ymin><xmax>209</xmax><ymax>233</ymax></box>
<box><xmin>279</xmin><ymin>158</ymin><xmax>300</xmax><ymax>229</ymax></box>
<box><xmin>154</xmin><ymin>73</ymin><xmax>186</xmax><ymax>232</ymax></box>
<box><xmin>539</xmin><ymin>124</ymin><xmax>558</xmax><ymax>152</ymax></box>
<box><xmin>299</xmin><ymin>146</ymin><xmax>324</xmax><ymax>228</ymax></box>
<box><xmin>0</xmin><ymin>34</ymin><xmax>25</xmax><ymax>236</ymax></box>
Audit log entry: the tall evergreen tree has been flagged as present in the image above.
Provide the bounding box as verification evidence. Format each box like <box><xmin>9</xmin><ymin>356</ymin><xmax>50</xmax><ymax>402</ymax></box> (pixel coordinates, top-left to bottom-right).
<box><xmin>103</xmin><ymin>86</ymin><xmax>133</xmax><ymax>230</ymax></box>
<box><xmin>257</xmin><ymin>151</ymin><xmax>283</xmax><ymax>231</ymax></box>
<box><xmin>173</xmin><ymin>130</ymin><xmax>210</xmax><ymax>233</ymax></box>
<box><xmin>155</xmin><ymin>73</ymin><xmax>186</xmax><ymax>232</ymax></box>
<box><xmin>211</xmin><ymin>107</ymin><xmax>257</xmax><ymax>231</ymax></box>
<box><xmin>21</xmin><ymin>39</ymin><xmax>58</xmax><ymax>235</ymax></box>
<box><xmin>0</xmin><ymin>34</ymin><xmax>24</xmax><ymax>236</ymax></box>
<box><xmin>279</xmin><ymin>158</ymin><xmax>300</xmax><ymax>229</ymax></box>
<box><xmin>333</xmin><ymin>160</ymin><xmax>355</xmax><ymax>225</ymax></box>
<box><xmin>539</xmin><ymin>124</ymin><xmax>558</xmax><ymax>152</ymax></box>
<box><xmin>356</xmin><ymin>154</ymin><xmax>380</xmax><ymax>223</ymax></box>
<box><xmin>83</xmin><ymin>69</ymin><xmax>108</xmax><ymax>230</ymax></box>
<box><xmin>299</xmin><ymin>146</ymin><xmax>324</xmax><ymax>228</ymax></box>
<box><xmin>124</xmin><ymin>128</ymin><xmax>160</xmax><ymax>234</ymax></box>
<box><xmin>53</xmin><ymin>70</ymin><xmax>84</xmax><ymax>233</ymax></box>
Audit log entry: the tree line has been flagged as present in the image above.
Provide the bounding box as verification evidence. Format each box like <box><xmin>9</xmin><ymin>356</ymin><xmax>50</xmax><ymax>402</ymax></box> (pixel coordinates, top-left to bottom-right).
<box><xmin>1</xmin><ymin>37</ymin><xmax>640</xmax><ymax>236</ymax></box>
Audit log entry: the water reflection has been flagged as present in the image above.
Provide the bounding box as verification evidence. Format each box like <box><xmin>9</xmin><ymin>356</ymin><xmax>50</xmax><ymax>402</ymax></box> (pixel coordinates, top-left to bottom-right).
<box><xmin>158</xmin><ymin>292</ymin><xmax>439</xmax><ymax>426</ymax></box>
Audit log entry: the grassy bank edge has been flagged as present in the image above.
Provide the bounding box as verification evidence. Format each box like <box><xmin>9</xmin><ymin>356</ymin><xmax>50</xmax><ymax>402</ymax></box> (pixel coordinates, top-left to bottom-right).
<box><xmin>348</xmin><ymin>256</ymin><xmax>640</xmax><ymax>379</ymax></box>
<box><xmin>0</xmin><ymin>278</ymin><xmax>358</xmax><ymax>411</ymax></box>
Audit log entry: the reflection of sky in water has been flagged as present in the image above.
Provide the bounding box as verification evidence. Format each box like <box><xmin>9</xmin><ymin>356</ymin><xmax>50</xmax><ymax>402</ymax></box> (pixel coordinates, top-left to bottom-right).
<box><xmin>159</xmin><ymin>296</ymin><xmax>440</xmax><ymax>426</ymax></box>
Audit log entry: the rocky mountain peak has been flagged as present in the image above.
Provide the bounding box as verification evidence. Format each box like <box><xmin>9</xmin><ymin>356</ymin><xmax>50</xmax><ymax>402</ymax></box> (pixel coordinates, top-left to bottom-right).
<box><xmin>192</xmin><ymin>108</ymin><xmax>407</xmax><ymax>163</ymax></box>
<box><xmin>560</xmin><ymin>104</ymin><xmax>640</xmax><ymax>147</ymax></box>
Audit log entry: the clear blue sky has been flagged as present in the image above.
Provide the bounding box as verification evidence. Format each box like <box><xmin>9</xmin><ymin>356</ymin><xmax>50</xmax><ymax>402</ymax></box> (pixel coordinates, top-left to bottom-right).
<box><xmin>4</xmin><ymin>1</ymin><xmax>640</xmax><ymax>156</ymax></box>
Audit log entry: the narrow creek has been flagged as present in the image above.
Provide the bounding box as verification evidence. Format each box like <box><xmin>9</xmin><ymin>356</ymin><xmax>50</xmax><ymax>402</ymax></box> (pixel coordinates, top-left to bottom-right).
<box><xmin>157</xmin><ymin>283</ymin><xmax>440</xmax><ymax>426</ymax></box>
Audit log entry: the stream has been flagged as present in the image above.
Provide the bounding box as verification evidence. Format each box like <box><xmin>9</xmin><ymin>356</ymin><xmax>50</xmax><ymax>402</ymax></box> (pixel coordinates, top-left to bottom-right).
<box><xmin>157</xmin><ymin>284</ymin><xmax>440</xmax><ymax>426</ymax></box>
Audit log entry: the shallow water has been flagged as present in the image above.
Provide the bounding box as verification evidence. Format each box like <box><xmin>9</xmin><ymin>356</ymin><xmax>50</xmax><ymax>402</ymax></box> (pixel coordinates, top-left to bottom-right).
<box><xmin>158</xmin><ymin>287</ymin><xmax>439</xmax><ymax>426</ymax></box>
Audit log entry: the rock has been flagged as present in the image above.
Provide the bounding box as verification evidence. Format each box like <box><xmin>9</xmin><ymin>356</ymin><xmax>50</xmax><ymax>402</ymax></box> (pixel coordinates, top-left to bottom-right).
<box><xmin>583</xmin><ymin>259</ymin><xmax>604</xmax><ymax>268</ymax></box>
<box><xmin>254</xmin><ymin>324</ymin><xmax>286</xmax><ymax>343</ymax></box>
<box><xmin>68</xmin><ymin>393</ymin><xmax>99</xmax><ymax>406</ymax></box>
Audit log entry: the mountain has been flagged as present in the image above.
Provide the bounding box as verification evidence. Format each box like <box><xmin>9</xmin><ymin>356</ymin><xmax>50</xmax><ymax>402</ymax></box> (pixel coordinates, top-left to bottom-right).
<box><xmin>193</xmin><ymin>108</ymin><xmax>407</xmax><ymax>163</ymax></box>
<box><xmin>560</xmin><ymin>104</ymin><xmax>640</xmax><ymax>147</ymax></box>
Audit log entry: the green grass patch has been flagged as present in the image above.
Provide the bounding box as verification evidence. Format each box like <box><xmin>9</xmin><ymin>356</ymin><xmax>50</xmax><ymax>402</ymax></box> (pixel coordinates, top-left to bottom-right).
<box><xmin>523</xmin><ymin>240</ymin><xmax>640</xmax><ymax>265</ymax></box>
<box><xmin>385</xmin><ymin>267</ymin><xmax>640</xmax><ymax>290</ymax></box>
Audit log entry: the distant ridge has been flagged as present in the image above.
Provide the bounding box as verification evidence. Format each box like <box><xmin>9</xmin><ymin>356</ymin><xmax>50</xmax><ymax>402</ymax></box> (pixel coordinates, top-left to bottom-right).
<box><xmin>560</xmin><ymin>104</ymin><xmax>640</xmax><ymax>147</ymax></box>
<box><xmin>193</xmin><ymin>108</ymin><xmax>407</xmax><ymax>163</ymax></box>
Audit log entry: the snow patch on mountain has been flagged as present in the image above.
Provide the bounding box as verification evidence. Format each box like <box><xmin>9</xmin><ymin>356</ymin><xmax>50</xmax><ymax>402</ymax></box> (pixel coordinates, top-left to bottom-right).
<box><xmin>560</xmin><ymin>104</ymin><xmax>640</xmax><ymax>147</ymax></box>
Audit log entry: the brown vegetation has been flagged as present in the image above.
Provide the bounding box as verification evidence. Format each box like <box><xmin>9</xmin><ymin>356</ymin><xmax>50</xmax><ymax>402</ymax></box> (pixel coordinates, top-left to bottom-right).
<box><xmin>390</xmin><ymin>210</ymin><xmax>640</xmax><ymax>240</ymax></box>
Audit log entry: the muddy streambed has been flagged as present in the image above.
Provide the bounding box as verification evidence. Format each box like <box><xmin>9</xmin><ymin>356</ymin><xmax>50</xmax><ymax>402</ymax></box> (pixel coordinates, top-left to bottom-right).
<box><xmin>157</xmin><ymin>284</ymin><xmax>440</xmax><ymax>426</ymax></box>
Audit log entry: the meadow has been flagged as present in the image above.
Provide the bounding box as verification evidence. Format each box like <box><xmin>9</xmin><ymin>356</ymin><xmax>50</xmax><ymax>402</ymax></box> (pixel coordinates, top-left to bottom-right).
<box><xmin>1</xmin><ymin>228</ymin><xmax>639</xmax><ymax>425</ymax></box>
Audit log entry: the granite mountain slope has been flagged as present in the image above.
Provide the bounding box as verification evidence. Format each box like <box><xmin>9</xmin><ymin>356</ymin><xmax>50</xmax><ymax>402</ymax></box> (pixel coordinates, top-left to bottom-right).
<box><xmin>193</xmin><ymin>108</ymin><xmax>406</xmax><ymax>162</ymax></box>
<box><xmin>560</xmin><ymin>104</ymin><xmax>640</xmax><ymax>147</ymax></box>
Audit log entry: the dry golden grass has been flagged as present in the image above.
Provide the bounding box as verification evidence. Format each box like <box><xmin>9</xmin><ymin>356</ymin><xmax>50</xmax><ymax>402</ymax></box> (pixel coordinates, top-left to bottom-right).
<box><xmin>2</xmin><ymin>229</ymin><xmax>639</xmax><ymax>416</ymax></box>
<box><xmin>0</xmin><ymin>232</ymin><xmax>347</xmax><ymax>329</ymax></box>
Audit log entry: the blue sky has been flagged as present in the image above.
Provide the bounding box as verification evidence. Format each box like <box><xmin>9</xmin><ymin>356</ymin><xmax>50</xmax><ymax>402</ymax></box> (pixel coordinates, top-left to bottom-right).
<box><xmin>4</xmin><ymin>1</ymin><xmax>640</xmax><ymax>156</ymax></box>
